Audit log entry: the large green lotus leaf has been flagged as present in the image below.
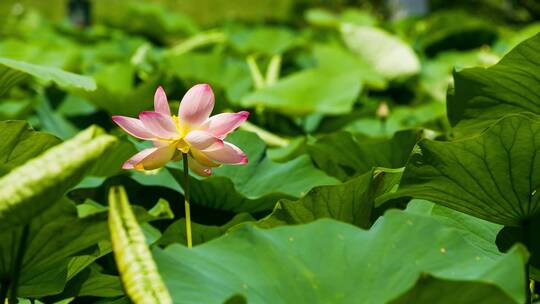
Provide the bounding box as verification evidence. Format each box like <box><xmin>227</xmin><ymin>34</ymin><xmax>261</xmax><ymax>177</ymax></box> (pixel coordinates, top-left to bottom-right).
<box><xmin>240</xmin><ymin>45</ymin><xmax>375</xmax><ymax>116</ymax></box>
<box><xmin>406</xmin><ymin>199</ymin><xmax>503</xmax><ymax>256</ymax></box>
<box><xmin>312</xmin><ymin>45</ymin><xmax>387</xmax><ymax>90</ymax></box>
<box><xmin>344</xmin><ymin>102</ymin><xmax>446</xmax><ymax>138</ymax></box>
<box><xmin>130</xmin><ymin>167</ymin><xmax>183</xmax><ymax>193</ymax></box>
<box><xmin>77</xmin><ymin>63</ymin><xmax>161</xmax><ymax>116</ymax></box>
<box><xmin>496</xmin><ymin>219</ymin><xmax>540</xmax><ymax>279</ymax></box>
<box><xmin>0</xmin><ymin>97</ymin><xmax>33</xmax><ymax>121</ymax></box>
<box><xmin>259</xmin><ymin>168</ymin><xmax>404</xmax><ymax>229</ymax></box>
<box><xmin>63</xmin><ymin>199</ymin><xmax>172</xmax><ymax>297</ymax></box>
<box><xmin>166</xmin><ymin>52</ymin><xmax>227</xmax><ymax>86</ymax></box>
<box><xmin>34</xmin><ymin>93</ymin><xmax>79</xmax><ymax>140</ymax></box>
<box><xmin>65</xmin><ymin>241</ymin><xmax>113</xmax><ymax>285</ymax></box>
<box><xmin>420</xmin><ymin>49</ymin><xmax>499</xmax><ymax>102</ymax></box>
<box><xmin>304</xmin><ymin>8</ymin><xmax>340</xmax><ymax>27</ymax></box>
<box><xmin>77</xmin><ymin>33</ymin><xmax>148</xmax><ymax>72</ymax></box>
<box><xmin>57</xmin><ymin>94</ymin><xmax>98</xmax><ymax>117</ymax></box>
<box><xmin>238</xmin><ymin>44</ymin><xmax>387</xmax><ymax>116</ymax></box>
<box><xmin>158</xmin><ymin>213</ymin><xmax>255</xmax><ymax>246</ymax></box>
<box><xmin>389</xmin><ymin>275</ymin><xmax>516</xmax><ymax>304</ymax></box>
<box><xmin>413</xmin><ymin>10</ymin><xmax>498</xmax><ymax>56</ymax></box>
<box><xmin>50</xmin><ymin>267</ymin><xmax>124</xmax><ymax>299</ymax></box>
<box><xmin>305</xmin><ymin>8</ymin><xmax>376</xmax><ymax>28</ymax></box>
<box><xmin>101</xmin><ymin>1</ymin><xmax>198</xmax><ymax>42</ymax></box>
<box><xmin>240</xmin><ymin>66</ymin><xmax>361</xmax><ymax>116</ymax></box>
<box><xmin>226</xmin><ymin>25</ymin><xmax>300</xmax><ymax>55</ymax></box>
<box><xmin>170</xmin><ymin>131</ymin><xmax>339</xmax><ymax>212</ymax></box>
<box><xmin>78</xmin><ymin>139</ymin><xmax>138</xmax><ymax>186</ymax></box>
<box><xmin>447</xmin><ymin>33</ymin><xmax>540</xmax><ymax>133</ymax></box>
<box><xmin>308</xmin><ymin>130</ymin><xmax>418</xmax><ymax>181</ymax></box>
<box><xmin>340</xmin><ymin>24</ymin><xmax>420</xmax><ymax>79</ymax></box>
<box><xmin>339</xmin><ymin>8</ymin><xmax>377</xmax><ymax>26</ymax></box>
<box><xmin>0</xmin><ymin>120</ymin><xmax>60</xmax><ymax>176</ymax></box>
<box><xmin>258</xmin><ymin>172</ymin><xmax>374</xmax><ymax>229</ymax></box>
<box><xmin>383</xmin><ymin>114</ymin><xmax>540</xmax><ymax>227</ymax></box>
<box><xmin>0</xmin><ymin>57</ymin><xmax>96</xmax><ymax>96</ymax></box>
<box><xmin>63</xmin><ymin>198</ymin><xmax>173</xmax><ymax>282</ymax></box>
<box><xmin>0</xmin><ymin>126</ymin><xmax>116</xmax><ymax>230</ymax></box>
<box><xmin>165</xmin><ymin>52</ymin><xmax>252</xmax><ymax>103</ymax></box>
<box><xmin>0</xmin><ymin>198</ymin><xmax>109</xmax><ymax>297</ymax></box>
<box><xmin>0</xmin><ymin>38</ymin><xmax>78</xmax><ymax>70</ymax></box>
<box><xmin>159</xmin><ymin>169</ymin><xmax>398</xmax><ymax>247</ymax></box>
<box><xmin>167</xmin><ymin>0</ymin><xmax>291</xmax><ymax>26</ymax></box>
<box><xmin>493</xmin><ymin>23</ymin><xmax>540</xmax><ymax>55</ymax></box>
<box><xmin>154</xmin><ymin>211</ymin><xmax>526</xmax><ymax>304</ymax></box>
<box><xmin>94</xmin><ymin>297</ymin><xmax>131</xmax><ymax>304</ymax></box>
<box><xmin>0</xmin><ymin>197</ymin><xmax>172</xmax><ymax>298</ymax></box>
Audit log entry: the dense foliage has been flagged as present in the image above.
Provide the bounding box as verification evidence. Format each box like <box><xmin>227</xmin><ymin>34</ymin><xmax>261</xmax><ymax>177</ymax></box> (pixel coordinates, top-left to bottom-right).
<box><xmin>0</xmin><ymin>1</ymin><xmax>539</xmax><ymax>303</ymax></box>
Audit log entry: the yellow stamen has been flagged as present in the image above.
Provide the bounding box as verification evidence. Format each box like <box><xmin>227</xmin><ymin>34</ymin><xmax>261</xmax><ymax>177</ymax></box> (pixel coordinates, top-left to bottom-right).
<box><xmin>172</xmin><ymin>115</ymin><xmax>189</xmax><ymax>138</ymax></box>
<box><xmin>176</xmin><ymin>139</ymin><xmax>190</xmax><ymax>153</ymax></box>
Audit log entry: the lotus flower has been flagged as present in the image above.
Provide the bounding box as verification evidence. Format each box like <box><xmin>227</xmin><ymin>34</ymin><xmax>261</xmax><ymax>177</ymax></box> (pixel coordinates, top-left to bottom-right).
<box><xmin>112</xmin><ymin>84</ymin><xmax>249</xmax><ymax>176</ymax></box>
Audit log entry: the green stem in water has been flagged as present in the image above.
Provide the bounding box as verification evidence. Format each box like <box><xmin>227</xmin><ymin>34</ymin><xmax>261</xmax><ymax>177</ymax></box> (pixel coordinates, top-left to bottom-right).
<box><xmin>182</xmin><ymin>153</ymin><xmax>193</xmax><ymax>248</ymax></box>
<box><xmin>9</xmin><ymin>225</ymin><xmax>29</xmax><ymax>303</ymax></box>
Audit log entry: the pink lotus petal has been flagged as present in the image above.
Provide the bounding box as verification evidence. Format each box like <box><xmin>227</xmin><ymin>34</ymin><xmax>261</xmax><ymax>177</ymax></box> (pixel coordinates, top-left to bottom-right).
<box><xmin>203</xmin><ymin>142</ymin><xmax>248</xmax><ymax>164</ymax></box>
<box><xmin>137</xmin><ymin>144</ymin><xmax>177</xmax><ymax>170</ymax></box>
<box><xmin>184</xmin><ymin>130</ymin><xmax>223</xmax><ymax>150</ymax></box>
<box><xmin>206</xmin><ymin>111</ymin><xmax>249</xmax><ymax>139</ymax></box>
<box><xmin>112</xmin><ymin>116</ymin><xmax>154</xmax><ymax>140</ymax></box>
<box><xmin>178</xmin><ymin>84</ymin><xmax>215</xmax><ymax>126</ymax></box>
<box><xmin>152</xmin><ymin>140</ymin><xmax>170</xmax><ymax>147</ymax></box>
<box><xmin>122</xmin><ymin>148</ymin><xmax>158</xmax><ymax>169</ymax></box>
<box><xmin>191</xmin><ymin>149</ymin><xmax>220</xmax><ymax>167</ymax></box>
<box><xmin>139</xmin><ymin>111</ymin><xmax>179</xmax><ymax>139</ymax></box>
<box><xmin>188</xmin><ymin>155</ymin><xmax>212</xmax><ymax>176</ymax></box>
<box><xmin>154</xmin><ymin>86</ymin><xmax>171</xmax><ymax>116</ymax></box>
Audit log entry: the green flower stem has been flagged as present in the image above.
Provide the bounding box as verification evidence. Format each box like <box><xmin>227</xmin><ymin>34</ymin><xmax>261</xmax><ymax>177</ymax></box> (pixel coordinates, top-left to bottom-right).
<box><xmin>9</xmin><ymin>224</ymin><xmax>29</xmax><ymax>303</ymax></box>
<box><xmin>182</xmin><ymin>153</ymin><xmax>193</xmax><ymax>248</ymax></box>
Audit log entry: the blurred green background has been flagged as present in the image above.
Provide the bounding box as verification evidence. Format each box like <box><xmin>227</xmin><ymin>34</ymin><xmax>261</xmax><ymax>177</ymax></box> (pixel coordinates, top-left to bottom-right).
<box><xmin>0</xmin><ymin>0</ymin><xmax>538</xmax><ymax>141</ymax></box>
